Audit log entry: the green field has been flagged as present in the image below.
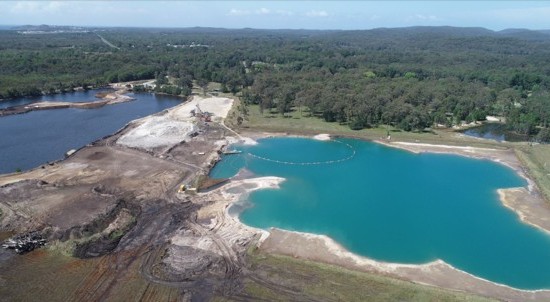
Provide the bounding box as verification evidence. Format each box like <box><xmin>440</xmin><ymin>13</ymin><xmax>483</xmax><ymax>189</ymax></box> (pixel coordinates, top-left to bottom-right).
<box><xmin>516</xmin><ymin>144</ymin><xmax>550</xmax><ymax>201</ymax></box>
<box><xmin>221</xmin><ymin>250</ymin><xmax>496</xmax><ymax>302</ymax></box>
<box><xmin>229</xmin><ymin>101</ymin><xmax>506</xmax><ymax>147</ymax></box>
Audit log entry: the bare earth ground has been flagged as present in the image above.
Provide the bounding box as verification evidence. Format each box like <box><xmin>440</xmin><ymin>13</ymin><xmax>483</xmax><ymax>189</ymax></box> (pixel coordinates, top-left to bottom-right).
<box><xmin>0</xmin><ymin>94</ymin><xmax>549</xmax><ymax>301</ymax></box>
<box><xmin>0</xmin><ymin>95</ymin><xmax>243</xmax><ymax>300</ymax></box>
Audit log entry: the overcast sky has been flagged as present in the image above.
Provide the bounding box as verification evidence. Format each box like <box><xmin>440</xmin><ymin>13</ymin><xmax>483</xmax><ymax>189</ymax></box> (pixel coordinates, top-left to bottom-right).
<box><xmin>1</xmin><ymin>1</ymin><xmax>550</xmax><ymax>30</ymax></box>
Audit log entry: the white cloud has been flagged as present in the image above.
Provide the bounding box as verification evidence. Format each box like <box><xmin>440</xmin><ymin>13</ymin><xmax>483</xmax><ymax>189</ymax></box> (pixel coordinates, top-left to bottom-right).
<box><xmin>10</xmin><ymin>1</ymin><xmax>66</xmax><ymax>14</ymax></box>
<box><xmin>404</xmin><ymin>14</ymin><xmax>440</xmax><ymax>23</ymax></box>
<box><xmin>228</xmin><ymin>7</ymin><xmax>294</xmax><ymax>17</ymax></box>
<box><xmin>410</xmin><ymin>14</ymin><xmax>438</xmax><ymax>21</ymax></box>
<box><xmin>227</xmin><ymin>8</ymin><xmax>251</xmax><ymax>16</ymax></box>
<box><xmin>305</xmin><ymin>10</ymin><xmax>329</xmax><ymax>17</ymax></box>
<box><xmin>256</xmin><ymin>8</ymin><xmax>270</xmax><ymax>15</ymax></box>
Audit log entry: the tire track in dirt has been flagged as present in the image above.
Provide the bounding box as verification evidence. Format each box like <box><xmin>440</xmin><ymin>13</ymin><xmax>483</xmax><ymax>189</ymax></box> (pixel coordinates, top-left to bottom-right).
<box><xmin>67</xmin><ymin>201</ymin><xmax>183</xmax><ymax>301</ymax></box>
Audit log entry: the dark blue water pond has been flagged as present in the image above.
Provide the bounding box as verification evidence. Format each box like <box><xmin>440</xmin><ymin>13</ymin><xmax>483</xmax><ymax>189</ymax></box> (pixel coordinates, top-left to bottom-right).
<box><xmin>462</xmin><ymin>123</ymin><xmax>529</xmax><ymax>142</ymax></box>
<box><xmin>0</xmin><ymin>91</ymin><xmax>183</xmax><ymax>173</ymax></box>
<box><xmin>0</xmin><ymin>88</ymin><xmax>114</xmax><ymax>109</ymax></box>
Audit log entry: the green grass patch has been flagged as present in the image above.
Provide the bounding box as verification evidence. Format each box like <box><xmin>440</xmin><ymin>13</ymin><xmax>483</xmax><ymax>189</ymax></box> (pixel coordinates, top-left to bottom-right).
<box><xmin>232</xmin><ymin>103</ymin><xmax>508</xmax><ymax>150</ymax></box>
<box><xmin>239</xmin><ymin>250</ymin><xmax>494</xmax><ymax>302</ymax></box>
<box><xmin>515</xmin><ymin>144</ymin><xmax>550</xmax><ymax>202</ymax></box>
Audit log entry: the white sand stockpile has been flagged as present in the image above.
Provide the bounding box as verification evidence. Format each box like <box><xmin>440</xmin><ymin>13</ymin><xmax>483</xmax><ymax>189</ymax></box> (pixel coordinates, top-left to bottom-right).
<box><xmin>169</xmin><ymin>96</ymin><xmax>234</xmax><ymax>122</ymax></box>
<box><xmin>117</xmin><ymin>95</ymin><xmax>234</xmax><ymax>150</ymax></box>
<box><xmin>117</xmin><ymin>116</ymin><xmax>195</xmax><ymax>149</ymax></box>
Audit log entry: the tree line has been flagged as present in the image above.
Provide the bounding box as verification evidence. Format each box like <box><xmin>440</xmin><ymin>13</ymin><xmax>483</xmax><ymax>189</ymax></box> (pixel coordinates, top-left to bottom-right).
<box><xmin>0</xmin><ymin>26</ymin><xmax>549</xmax><ymax>141</ymax></box>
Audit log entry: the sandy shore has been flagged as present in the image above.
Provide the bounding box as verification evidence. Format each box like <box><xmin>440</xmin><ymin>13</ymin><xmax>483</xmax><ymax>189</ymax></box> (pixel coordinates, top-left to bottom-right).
<box><xmin>0</xmin><ymin>88</ymin><xmax>135</xmax><ymax>117</ymax></box>
<box><xmin>214</xmin><ymin>134</ymin><xmax>550</xmax><ymax>301</ymax></box>
<box><xmin>195</xmin><ymin>176</ymin><xmax>284</xmax><ymax>242</ymax></box>
<box><xmin>260</xmin><ymin>228</ymin><xmax>550</xmax><ymax>302</ymax></box>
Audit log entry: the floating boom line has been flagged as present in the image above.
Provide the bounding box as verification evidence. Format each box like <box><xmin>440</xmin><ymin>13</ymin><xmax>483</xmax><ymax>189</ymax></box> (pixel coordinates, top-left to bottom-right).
<box><xmin>246</xmin><ymin>140</ymin><xmax>356</xmax><ymax>166</ymax></box>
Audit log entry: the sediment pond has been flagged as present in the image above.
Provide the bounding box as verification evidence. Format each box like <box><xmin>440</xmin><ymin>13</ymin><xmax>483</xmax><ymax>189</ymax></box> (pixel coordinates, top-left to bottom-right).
<box><xmin>211</xmin><ymin>137</ymin><xmax>550</xmax><ymax>290</ymax></box>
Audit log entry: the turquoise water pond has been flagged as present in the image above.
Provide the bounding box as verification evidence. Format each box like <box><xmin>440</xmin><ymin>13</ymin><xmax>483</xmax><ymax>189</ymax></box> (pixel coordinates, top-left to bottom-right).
<box><xmin>210</xmin><ymin>137</ymin><xmax>550</xmax><ymax>290</ymax></box>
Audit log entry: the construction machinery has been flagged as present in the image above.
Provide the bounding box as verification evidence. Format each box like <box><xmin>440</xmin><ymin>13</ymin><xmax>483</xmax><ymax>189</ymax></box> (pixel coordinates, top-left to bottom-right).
<box><xmin>192</xmin><ymin>104</ymin><xmax>212</xmax><ymax>122</ymax></box>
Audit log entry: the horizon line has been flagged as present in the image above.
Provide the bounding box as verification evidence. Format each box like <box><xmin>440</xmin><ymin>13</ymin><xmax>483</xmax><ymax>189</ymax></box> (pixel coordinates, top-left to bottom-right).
<box><xmin>3</xmin><ymin>24</ymin><xmax>550</xmax><ymax>32</ymax></box>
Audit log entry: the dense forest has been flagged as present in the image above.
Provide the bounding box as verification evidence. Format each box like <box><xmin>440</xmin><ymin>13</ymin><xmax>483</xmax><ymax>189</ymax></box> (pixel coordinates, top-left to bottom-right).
<box><xmin>1</xmin><ymin>26</ymin><xmax>549</xmax><ymax>141</ymax></box>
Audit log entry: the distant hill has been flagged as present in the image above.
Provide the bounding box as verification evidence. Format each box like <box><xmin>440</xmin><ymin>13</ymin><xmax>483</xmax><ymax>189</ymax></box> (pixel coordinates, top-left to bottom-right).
<box><xmin>498</xmin><ymin>28</ymin><xmax>550</xmax><ymax>40</ymax></box>
<box><xmin>6</xmin><ymin>24</ymin><xmax>550</xmax><ymax>41</ymax></box>
<box><xmin>371</xmin><ymin>26</ymin><xmax>495</xmax><ymax>37</ymax></box>
<box><xmin>359</xmin><ymin>26</ymin><xmax>550</xmax><ymax>41</ymax></box>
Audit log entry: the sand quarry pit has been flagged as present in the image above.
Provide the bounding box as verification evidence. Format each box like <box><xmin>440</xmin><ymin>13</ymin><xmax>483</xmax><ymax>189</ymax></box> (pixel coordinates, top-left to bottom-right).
<box><xmin>117</xmin><ymin>96</ymin><xmax>234</xmax><ymax>150</ymax></box>
<box><xmin>6</xmin><ymin>92</ymin><xmax>545</xmax><ymax>301</ymax></box>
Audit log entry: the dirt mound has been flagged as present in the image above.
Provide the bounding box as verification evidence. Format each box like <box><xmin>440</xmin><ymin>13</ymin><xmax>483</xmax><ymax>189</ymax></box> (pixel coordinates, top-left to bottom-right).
<box><xmin>157</xmin><ymin>245</ymin><xmax>226</xmax><ymax>281</ymax></box>
<box><xmin>117</xmin><ymin>116</ymin><xmax>195</xmax><ymax>150</ymax></box>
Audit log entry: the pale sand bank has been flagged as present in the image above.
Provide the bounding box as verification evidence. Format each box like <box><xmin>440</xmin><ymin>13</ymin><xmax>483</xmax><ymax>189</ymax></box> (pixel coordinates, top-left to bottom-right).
<box><xmin>313</xmin><ymin>133</ymin><xmax>331</xmax><ymax>141</ymax></box>
<box><xmin>499</xmin><ymin>188</ymin><xmax>550</xmax><ymax>235</ymax></box>
<box><xmin>260</xmin><ymin>228</ymin><xmax>550</xmax><ymax>302</ymax></box>
<box><xmin>0</xmin><ymin>90</ymin><xmax>134</xmax><ymax>117</ymax></box>
<box><xmin>168</xmin><ymin>176</ymin><xmax>285</xmax><ymax>266</ymax></box>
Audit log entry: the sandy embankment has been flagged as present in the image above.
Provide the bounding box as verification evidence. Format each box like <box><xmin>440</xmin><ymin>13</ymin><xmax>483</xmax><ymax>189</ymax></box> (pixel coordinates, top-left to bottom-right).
<box><xmin>261</xmin><ymin>227</ymin><xmax>550</xmax><ymax>302</ymax></box>
<box><xmin>179</xmin><ymin>176</ymin><xmax>285</xmax><ymax>241</ymax></box>
<box><xmin>0</xmin><ymin>87</ymin><xmax>135</xmax><ymax>117</ymax></box>
<box><xmin>220</xmin><ymin>137</ymin><xmax>550</xmax><ymax>301</ymax></box>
